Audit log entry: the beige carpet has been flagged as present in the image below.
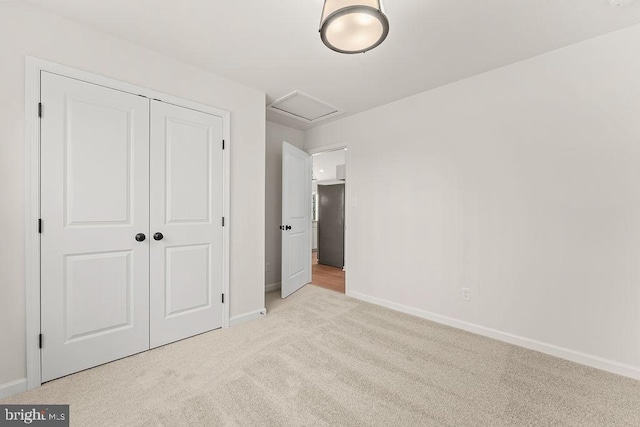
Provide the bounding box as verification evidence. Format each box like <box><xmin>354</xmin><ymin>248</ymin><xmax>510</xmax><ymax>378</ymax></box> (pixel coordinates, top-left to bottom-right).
<box><xmin>4</xmin><ymin>285</ymin><xmax>640</xmax><ymax>426</ymax></box>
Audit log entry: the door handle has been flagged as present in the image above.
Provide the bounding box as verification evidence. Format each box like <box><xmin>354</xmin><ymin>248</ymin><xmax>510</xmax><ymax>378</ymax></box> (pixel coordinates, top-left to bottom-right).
<box><xmin>286</xmin><ymin>225</ymin><xmax>292</xmax><ymax>230</ymax></box>
<box><xmin>135</xmin><ymin>233</ymin><xmax>146</xmax><ymax>242</ymax></box>
<box><xmin>153</xmin><ymin>232</ymin><xmax>164</xmax><ymax>241</ymax></box>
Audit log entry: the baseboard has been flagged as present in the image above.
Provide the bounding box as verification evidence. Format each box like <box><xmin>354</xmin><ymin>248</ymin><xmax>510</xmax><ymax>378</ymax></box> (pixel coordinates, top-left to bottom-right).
<box><xmin>0</xmin><ymin>378</ymin><xmax>27</xmax><ymax>400</ymax></box>
<box><xmin>346</xmin><ymin>290</ymin><xmax>640</xmax><ymax>381</ymax></box>
<box><xmin>230</xmin><ymin>308</ymin><xmax>267</xmax><ymax>327</ymax></box>
<box><xmin>265</xmin><ymin>282</ymin><xmax>281</xmax><ymax>293</ymax></box>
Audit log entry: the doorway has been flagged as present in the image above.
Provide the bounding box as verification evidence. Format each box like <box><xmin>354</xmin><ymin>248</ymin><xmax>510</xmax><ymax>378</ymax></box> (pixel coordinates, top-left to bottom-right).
<box><xmin>311</xmin><ymin>148</ymin><xmax>347</xmax><ymax>294</ymax></box>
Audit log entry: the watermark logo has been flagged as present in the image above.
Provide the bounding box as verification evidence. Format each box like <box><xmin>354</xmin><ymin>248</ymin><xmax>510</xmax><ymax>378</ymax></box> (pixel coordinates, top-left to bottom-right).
<box><xmin>0</xmin><ymin>405</ymin><xmax>68</xmax><ymax>426</ymax></box>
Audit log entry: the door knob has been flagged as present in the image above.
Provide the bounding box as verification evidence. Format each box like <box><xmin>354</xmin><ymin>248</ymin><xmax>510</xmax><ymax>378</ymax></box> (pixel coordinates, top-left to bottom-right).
<box><xmin>135</xmin><ymin>233</ymin><xmax>146</xmax><ymax>242</ymax></box>
<box><xmin>286</xmin><ymin>225</ymin><xmax>292</xmax><ymax>230</ymax></box>
<box><xmin>153</xmin><ymin>232</ymin><xmax>164</xmax><ymax>241</ymax></box>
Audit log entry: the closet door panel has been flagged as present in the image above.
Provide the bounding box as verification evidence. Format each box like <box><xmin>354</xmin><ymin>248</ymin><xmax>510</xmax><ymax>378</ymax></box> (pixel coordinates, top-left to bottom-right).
<box><xmin>150</xmin><ymin>100</ymin><xmax>224</xmax><ymax>348</ymax></box>
<box><xmin>40</xmin><ymin>72</ymin><xmax>150</xmax><ymax>382</ymax></box>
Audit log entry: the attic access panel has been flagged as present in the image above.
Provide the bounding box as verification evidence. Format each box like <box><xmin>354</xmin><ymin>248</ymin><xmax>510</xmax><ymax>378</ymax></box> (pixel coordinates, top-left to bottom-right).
<box><xmin>267</xmin><ymin>91</ymin><xmax>343</xmax><ymax>124</ymax></box>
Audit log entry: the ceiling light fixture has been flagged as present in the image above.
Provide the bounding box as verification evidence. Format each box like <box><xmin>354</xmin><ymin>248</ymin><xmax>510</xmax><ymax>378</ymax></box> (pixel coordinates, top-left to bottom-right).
<box><xmin>319</xmin><ymin>0</ymin><xmax>389</xmax><ymax>54</ymax></box>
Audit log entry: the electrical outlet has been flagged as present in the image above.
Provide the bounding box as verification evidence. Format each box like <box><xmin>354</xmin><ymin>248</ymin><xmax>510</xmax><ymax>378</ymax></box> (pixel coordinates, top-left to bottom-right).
<box><xmin>461</xmin><ymin>287</ymin><xmax>471</xmax><ymax>301</ymax></box>
<box><xmin>266</xmin><ymin>262</ymin><xmax>271</xmax><ymax>272</ymax></box>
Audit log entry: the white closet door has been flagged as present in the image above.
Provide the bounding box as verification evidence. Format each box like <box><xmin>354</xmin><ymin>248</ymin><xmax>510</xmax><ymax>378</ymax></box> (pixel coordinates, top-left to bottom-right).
<box><xmin>149</xmin><ymin>100</ymin><xmax>224</xmax><ymax>348</ymax></box>
<box><xmin>40</xmin><ymin>72</ymin><xmax>150</xmax><ymax>382</ymax></box>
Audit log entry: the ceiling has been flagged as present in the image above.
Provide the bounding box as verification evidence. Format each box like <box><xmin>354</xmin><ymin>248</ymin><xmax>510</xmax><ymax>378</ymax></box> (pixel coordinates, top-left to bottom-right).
<box><xmin>313</xmin><ymin>149</ymin><xmax>346</xmax><ymax>183</ymax></box>
<box><xmin>24</xmin><ymin>0</ymin><xmax>640</xmax><ymax>130</ymax></box>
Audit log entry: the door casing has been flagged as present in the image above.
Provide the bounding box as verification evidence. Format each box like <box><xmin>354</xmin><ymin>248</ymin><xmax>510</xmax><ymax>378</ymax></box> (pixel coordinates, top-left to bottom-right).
<box><xmin>25</xmin><ymin>56</ymin><xmax>231</xmax><ymax>390</ymax></box>
<box><xmin>308</xmin><ymin>143</ymin><xmax>350</xmax><ymax>282</ymax></box>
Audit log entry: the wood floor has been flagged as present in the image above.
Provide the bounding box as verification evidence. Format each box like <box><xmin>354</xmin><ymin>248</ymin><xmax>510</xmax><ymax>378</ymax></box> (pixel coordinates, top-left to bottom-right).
<box><xmin>311</xmin><ymin>251</ymin><xmax>345</xmax><ymax>294</ymax></box>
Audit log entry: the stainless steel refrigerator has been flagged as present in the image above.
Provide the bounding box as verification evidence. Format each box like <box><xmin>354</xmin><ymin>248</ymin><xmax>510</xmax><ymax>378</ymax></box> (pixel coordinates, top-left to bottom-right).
<box><xmin>317</xmin><ymin>183</ymin><xmax>345</xmax><ymax>268</ymax></box>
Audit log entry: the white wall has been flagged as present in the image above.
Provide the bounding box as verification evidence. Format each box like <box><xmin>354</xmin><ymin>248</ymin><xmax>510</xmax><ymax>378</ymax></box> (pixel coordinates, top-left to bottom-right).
<box><xmin>305</xmin><ymin>24</ymin><xmax>640</xmax><ymax>377</ymax></box>
<box><xmin>265</xmin><ymin>122</ymin><xmax>304</xmax><ymax>288</ymax></box>
<box><xmin>0</xmin><ymin>2</ymin><xmax>265</xmax><ymax>389</ymax></box>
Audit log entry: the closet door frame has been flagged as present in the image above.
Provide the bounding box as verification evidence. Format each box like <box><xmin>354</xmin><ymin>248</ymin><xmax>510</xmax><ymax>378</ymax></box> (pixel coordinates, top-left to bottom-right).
<box><xmin>25</xmin><ymin>56</ymin><xmax>231</xmax><ymax>391</ymax></box>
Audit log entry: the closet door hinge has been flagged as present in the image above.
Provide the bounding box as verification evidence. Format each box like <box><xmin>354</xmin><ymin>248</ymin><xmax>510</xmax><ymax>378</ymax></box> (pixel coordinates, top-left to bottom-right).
<box><xmin>222</xmin><ymin>139</ymin><xmax>225</xmax><ymax>150</ymax></box>
<box><xmin>222</xmin><ymin>217</ymin><xmax>225</xmax><ymax>227</ymax></box>
<box><xmin>38</xmin><ymin>103</ymin><xmax>42</xmax><ymax>118</ymax></box>
<box><xmin>38</xmin><ymin>334</ymin><xmax>43</xmax><ymax>349</ymax></box>
<box><xmin>38</xmin><ymin>219</ymin><xmax>42</xmax><ymax>234</ymax></box>
<box><xmin>221</xmin><ymin>294</ymin><xmax>225</xmax><ymax>304</ymax></box>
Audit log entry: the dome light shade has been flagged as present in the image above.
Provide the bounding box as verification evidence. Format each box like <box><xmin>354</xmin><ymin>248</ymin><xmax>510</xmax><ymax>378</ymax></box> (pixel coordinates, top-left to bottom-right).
<box><xmin>319</xmin><ymin>0</ymin><xmax>389</xmax><ymax>54</ymax></box>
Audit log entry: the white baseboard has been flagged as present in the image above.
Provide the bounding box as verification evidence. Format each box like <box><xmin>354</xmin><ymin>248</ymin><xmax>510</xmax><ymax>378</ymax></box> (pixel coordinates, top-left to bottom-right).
<box><xmin>347</xmin><ymin>290</ymin><xmax>640</xmax><ymax>381</ymax></box>
<box><xmin>230</xmin><ymin>308</ymin><xmax>267</xmax><ymax>327</ymax></box>
<box><xmin>0</xmin><ymin>378</ymin><xmax>27</xmax><ymax>400</ymax></box>
<box><xmin>265</xmin><ymin>282</ymin><xmax>281</xmax><ymax>292</ymax></box>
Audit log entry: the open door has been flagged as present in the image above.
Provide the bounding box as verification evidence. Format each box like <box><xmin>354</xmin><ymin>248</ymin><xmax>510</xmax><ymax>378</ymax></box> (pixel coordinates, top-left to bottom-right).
<box><xmin>281</xmin><ymin>142</ymin><xmax>312</xmax><ymax>298</ymax></box>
